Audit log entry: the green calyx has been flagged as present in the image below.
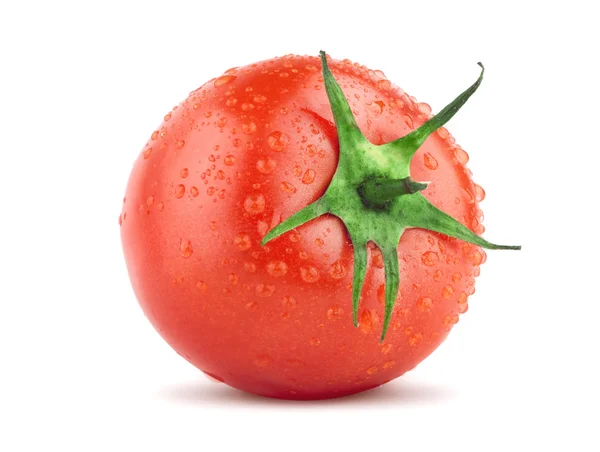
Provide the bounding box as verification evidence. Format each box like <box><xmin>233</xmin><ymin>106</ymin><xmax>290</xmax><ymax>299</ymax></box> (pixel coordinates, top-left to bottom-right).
<box><xmin>262</xmin><ymin>51</ymin><xmax>520</xmax><ymax>341</ymax></box>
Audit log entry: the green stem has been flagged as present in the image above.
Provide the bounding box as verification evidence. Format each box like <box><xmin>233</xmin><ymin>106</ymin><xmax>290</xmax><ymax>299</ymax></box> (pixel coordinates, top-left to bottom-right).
<box><xmin>359</xmin><ymin>177</ymin><xmax>429</xmax><ymax>207</ymax></box>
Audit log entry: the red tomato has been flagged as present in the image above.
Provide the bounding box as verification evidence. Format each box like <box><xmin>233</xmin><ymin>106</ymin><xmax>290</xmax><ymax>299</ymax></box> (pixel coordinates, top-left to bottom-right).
<box><xmin>121</xmin><ymin>54</ymin><xmax>493</xmax><ymax>400</ymax></box>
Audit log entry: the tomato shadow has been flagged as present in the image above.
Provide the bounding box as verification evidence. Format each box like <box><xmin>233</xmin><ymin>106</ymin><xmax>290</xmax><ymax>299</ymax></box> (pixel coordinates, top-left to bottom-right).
<box><xmin>158</xmin><ymin>379</ymin><xmax>455</xmax><ymax>408</ymax></box>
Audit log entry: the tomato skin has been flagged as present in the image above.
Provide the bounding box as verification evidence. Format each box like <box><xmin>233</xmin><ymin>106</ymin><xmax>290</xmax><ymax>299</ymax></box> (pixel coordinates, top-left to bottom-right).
<box><xmin>121</xmin><ymin>55</ymin><xmax>484</xmax><ymax>400</ymax></box>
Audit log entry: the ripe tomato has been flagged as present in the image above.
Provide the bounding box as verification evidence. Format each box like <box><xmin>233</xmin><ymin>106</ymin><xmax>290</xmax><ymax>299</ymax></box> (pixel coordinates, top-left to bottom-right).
<box><xmin>121</xmin><ymin>53</ymin><xmax>510</xmax><ymax>400</ymax></box>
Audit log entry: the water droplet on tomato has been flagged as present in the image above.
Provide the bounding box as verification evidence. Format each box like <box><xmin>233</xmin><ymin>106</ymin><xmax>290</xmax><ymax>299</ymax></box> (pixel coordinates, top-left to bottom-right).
<box><xmin>455</xmin><ymin>147</ymin><xmax>469</xmax><ymax>165</ymax></box>
<box><xmin>254</xmin><ymin>354</ymin><xmax>272</xmax><ymax>367</ymax></box>
<box><xmin>383</xmin><ymin>360</ymin><xmax>396</xmax><ymax>369</ymax></box>
<box><xmin>442</xmin><ymin>285</ymin><xmax>454</xmax><ymax>298</ymax></box>
<box><xmin>189</xmin><ymin>186</ymin><xmax>198</xmax><ymax>197</ymax></box>
<box><xmin>151</xmin><ymin>131</ymin><xmax>159</xmax><ymax>140</ymax></box>
<box><xmin>180</xmin><ymin>168</ymin><xmax>189</xmax><ymax>178</ymax></box>
<box><xmin>143</xmin><ymin>147</ymin><xmax>153</xmax><ymax>159</ymax></box>
<box><xmin>300</xmin><ymin>266</ymin><xmax>319</xmax><ymax>283</ymax></box>
<box><xmin>217</xmin><ymin>117</ymin><xmax>227</xmax><ymax>128</ymax></box>
<box><xmin>458</xmin><ymin>303</ymin><xmax>469</xmax><ymax>314</ymax></box>
<box><xmin>228</xmin><ymin>273</ymin><xmax>239</xmax><ymax>285</ymax></box>
<box><xmin>146</xmin><ymin>196</ymin><xmax>154</xmax><ymax>206</ymax></box>
<box><xmin>376</xmin><ymin>79</ymin><xmax>391</xmax><ymax>90</ymax></box>
<box><xmin>328</xmin><ymin>261</ymin><xmax>347</xmax><ymax>279</ymax></box>
<box><xmin>176</xmin><ymin>140</ymin><xmax>185</xmax><ymax>149</ymax></box>
<box><xmin>310</xmin><ymin>337</ymin><xmax>321</xmax><ymax>346</ymax></box>
<box><xmin>175</xmin><ymin>184</ymin><xmax>185</xmax><ymax>198</ymax></box>
<box><xmin>306</xmin><ymin>144</ymin><xmax>317</xmax><ymax>157</ymax></box>
<box><xmin>223</xmin><ymin>154</ymin><xmax>235</xmax><ymax>166</ymax></box>
<box><xmin>417</xmin><ymin>102</ymin><xmax>432</xmax><ymax>115</ymax></box>
<box><xmin>424</xmin><ymin>153</ymin><xmax>438</xmax><ymax>170</ymax></box>
<box><xmin>433</xmin><ymin>269</ymin><xmax>443</xmax><ymax>281</ymax></box>
<box><xmin>244</xmin><ymin>194</ymin><xmax>265</xmax><ymax>214</ymax></box>
<box><xmin>280</xmin><ymin>181</ymin><xmax>297</xmax><ymax>194</ymax></box>
<box><xmin>421</xmin><ymin>251</ymin><xmax>438</xmax><ymax>266</ymax></box>
<box><xmin>473</xmin><ymin>184</ymin><xmax>486</xmax><ymax>202</ymax></box>
<box><xmin>301</xmin><ymin>169</ymin><xmax>316</xmax><ymax>184</ymax></box>
<box><xmin>359</xmin><ymin>309</ymin><xmax>379</xmax><ymax>334</ymax></box>
<box><xmin>281</xmin><ymin>296</ymin><xmax>297</xmax><ymax>309</ymax></box>
<box><xmin>315</xmin><ymin>238</ymin><xmax>324</xmax><ymax>247</ymax></box>
<box><xmin>267</xmin><ymin>131</ymin><xmax>290</xmax><ymax>152</ymax></box>
<box><xmin>409</xmin><ymin>333</ymin><xmax>423</xmax><ymax>346</ymax></box>
<box><xmin>470</xmin><ymin>250</ymin><xmax>483</xmax><ymax>265</ymax></box>
<box><xmin>452</xmin><ymin>272</ymin><xmax>462</xmax><ymax>283</ymax></box>
<box><xmin>437</xmin><ymin>127</ymin><xmax>449</xmax><ymax>139</ymax></box>
<box><xmin>256</xmin><ymin>158</ymin><xmax>276</xmax><ymax>174</ymax></box>
<box><xmin>179</xmin><ymin>238</ymin><xmax>193</xmax><ymax>257</ymax></box>
<box><xmin>381</xmin><ymin>343</ymin><xmax>393</xmax><ymax>354</ymax></box>
<box><xmin>241</xmin><ymin>102</ymin><xmax>255</xmax><ymax>112</ymax></box>
<box><xmin>367</xmin><ymin>100</ymin><xmax>385</xmax><ymax>116</ymax></box>
<box><xmin>255</xmin><ymin>283</ymin><xmax>275</xmax><ymax>297</ymax></box>
<box><xmin>225</xmin><ymin>97</ymin><xmax>237</xmax><ymax>107</ymax></box>
<box><xmin>267</xmin><ymin>260</ymin><xmax>288</xmax><ymax>277</ymax></box>
<box><xmin>234</xmin><ymin>234</ymin><xmax>251</xmax><ymax>251</ymax></box>
<box><xmin>417</xmin><ymin>297</ymin><xmax>433</xmax><ymax>312</ymax></box>
<box><xmin>214</xmin><ymin>75</ymin><xmax>237</xmax><ymax>87</ymax></box>
<box><xmin>404</xmin><ymin>114</ymin><xmax>414</xmax><ymax>128</ymax></box>
<box><xmin>327</xmin><ymin>305</ymin><xmax>344</xmax><ymax>320</ymax></box>
<box><xmin>253</xmin><ymin>95</ymin><xmax>267</xmax><ymax>103</ymax></box>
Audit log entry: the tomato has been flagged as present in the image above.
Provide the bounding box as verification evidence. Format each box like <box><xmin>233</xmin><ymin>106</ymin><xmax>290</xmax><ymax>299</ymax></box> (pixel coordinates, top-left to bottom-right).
<box><xmin>120</xmin><ymin>53</ymin><xmax>517</xmax><ymax>400</ymax></box>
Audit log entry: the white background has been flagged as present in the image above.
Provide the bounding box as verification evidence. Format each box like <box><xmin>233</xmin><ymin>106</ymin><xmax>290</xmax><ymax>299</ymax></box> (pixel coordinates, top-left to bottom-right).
<box><xmin>1</xmin><ymin>1</ymin><xmax>598</xmax><ymax>450</ymax></box>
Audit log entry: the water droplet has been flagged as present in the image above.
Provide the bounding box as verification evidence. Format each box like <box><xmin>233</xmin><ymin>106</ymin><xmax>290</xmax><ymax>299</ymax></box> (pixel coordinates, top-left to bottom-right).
<box><xmin>180</xmin><ymin>168</ymin><xmax>189</xmax><ymax>178</ymax></box>
<box><xmin>458</xmin><ymin>303</ymin><xmax>469</xmax><ymax>314</ymax></box>
<box><xmin>146</xmin><ymin>196</ymin><xmax>154</xmax><ymax>206</ymax></box>
<box><xmin>176</xmin><ymin>140</ymin><xmax>185</xmax><ymax>149</ymax></box>
<box><xmin>301</xmin><ymin>169</ymin><xmax>316</xmax><ymax>184</ymax></box>
<box><xmin>305</xmin><ymin>64</ymin><xmax>317</xmax><ymax>71</ymax></box>
<box><xmin>315</xmin><ymin>238</ymin><xmax>324</xmax><ymax>247</ymax></box>
<box><xmin>225</xmin><ymin>97</ymin><xmax>237</xmax><ymax>107</ymax></box>
<box><xmin>421</xmin><ymin>251</ymin><xmax>439</xmax><ymax>266</ymax></box>
<box><xmin>214</xmin><ymin>75</ymin><xmax>237</xmax><ymax>87</ymax></box>
<box><xmin>241</xmin><ymin>102</ymin><xmax>255</xmax><ymax>112</ymax></box>
<box><xmin>306</xmin><ymin>144</ymin><xmax>317</xmax><ymax>157</ymax></box>
<box><xmin>383</xmin><ymin>361</ymin><xmax>396</xmax><ymax>370</ymax></box>
<box><xmin>442</xmin><ymin>286</ymin><xmax>454</xmax><ymax>298</ymax></box>
<box><xmin>267</xmin><ymin>260</ymin><xmax>288</xmax><ymax>277</ymax></box>
<box><xmin>470</xmin><ymin>250</ymin><xmax>483</xmax><ymax>266</ymax></box>
<box><xmin>359</xmin><ymin>309</ymin><xmax>379</xmax><ymax>334</ymax></box>
<box><xmin>203</xmin><ymin>111</ymin><xmax>212</xmax><ymax>118</ymax></box>
<box><xmin>244</xmin><ymin>194</ymin><xmax>265</xmax><ymax>214</ymax></box>
<box><xmin>452</xmin><ymin>272</ymin><xmax>462</xmax><ymax>283</ymax></box>
<box><xmin>156</xmin><ymin>202</ymin><xmax>164</xmax><ymax>211</ymax></box>
<box><xmin>217</xmin><ymin>117</ymin><xmax>227</xmax><ymax>128</ymax></box>
<box><xmin>444</xmin><ymin>314</ymin><xmax>459</xmax><ymax>326</ymax></box>
<box><xmin>244</xmin><ymin>262</ymin><xmax>257</xmax><ymax>273</ymax></box>
<box><xmin>244</xmin><ymin>301</ymin><xmax>258</xmax><ymax>312</ymax></box>
<box><xmin>175</xmin><ymin>184</ymin><xmax>185</xmax><ymax>199</ymax></box>
<box><xmin>217</xmin><ymin>170</ymin><xmax>225</xmax><ymax>180</ymax></box>
<box><xmin>310</xmin><ymin>337</ymin><xmax>321</xmax><ymax>346</ymax></box>
<box><xmin>458</xmin><ymin>292</ymin><xmax>468</xmax><ymax>305</ymax></box>
<box><xmin>234</xmin><ymin>234</ymin><xmax>251</xmax><ymax>251</ymax></box>
<box><xmin>381</xmin><ymin>344</ymin><xmax>393</xmax><ymax>354</ymax></box>
<box><xmin>437</xmin><ymin>127</ymin><xmax>449</xmax><ymax>139</ymax></box>
<box><xmin>223</xmin><ymin>154</ymin><xmax>235</xmax><ymax>166</ymax></box>
<box><xmin>280</xmin><ymin>181</ymin><xmax>297</xmax><ymax>194</ymax></box>
<box><xmin>376</xmin><ymin>79</ymin><xmax>391</xmax><ymax>90</ymax></box>
<box><xmin>300</xmin><ymin>266</ymin><xmax>319</xmax><ymax>283</ymax></box>
<box><xmin>187</xmin><ymin>186</ymin><xmax>198</xmax><ymax>197</ymax></box>
<box><xmin>210</xmin><ymin>221</ymin><xmax>217</xmax><ymax>231</ymax></box>
<box><xmin>151</xmin><ymin>131</ymin><xmax>159</xmax><ymax>140</ymax></box>
<box><xmin>143</xmin><ymin>147</ymin><xmax>153</xmax><ymax>159</ymax></box>
<box><xmin>267</xmin><ymin>131</ymin><xmax>290</xmax><ymax>152</ymax></box>
<box><xmin>228</xmin><ymin>273</ymin><xmax>239</xmax><ymax>285</ymax></box>
<box><xmin>433</xmin><ymin>270</ymin><xmax>443</xmax><ymax>281</ymax></box>
<box><xmin>253</xmin><ymin>95</ymin><xmax>267</xmax><ymax>103</ymax></box>
<box><xmin>328</xmin><ymin>261</ymin><xmax>347</xmax><ymax>279</ymax></box>
<box><xmin>179</xmin><ymin>238</ymin><xmax>193</xmax><ymax>257</ymax></box>
<box><xmin>409</xmin><ymin>333</ymin><xmax>423</xmax><ymax>346</ymax></box>
<box><xmin>417</xmin><ymin>102</ymin><xmax>432</xmax><ymax>115</ymax></box>
<box><xmin>455</xmin><ymin>147</ymin><xmax>470</xmax><ymax>165</ymax></box>
<box><xmin>327</xmin><ymin>305</ymin><xmax>344</xmax><ymax>320</ymax></box>
<box><xmin>256</xmin><ymin>220</ymin><xmax>268</xmax><ymax>238</ymax></box>
<box><xmin>473</xmin><ymin>184</ymin><xmax>486</xmax><ymax>202</ymax></box>
<box><xmin>254</xmin><ymin>353</ymin><xmax>272</xmax><ymax>367</ymax></box>
<box><xmin>417</xmin><ymin>297</ymin><xmax>433</xmax><ymax>312</ymax></box>
<box><xmin>256</xmin><ymin>158</ymin><xmax>276</xmax><ymax>174</ymax></box>
<box><xmin>196</xmin><ymin>281</ymin><xmax>207</xmax><ymax>292</ymax></box>
<box><xmin>255</xmin><ymin>283</ymin><xmax>275</xmax><ymax>297</ymax></box>
<box><xmin>281</xmin><ymin>296</ymin><xmax>297</xmax><ymax>309</ymax></box>
<box><xmin>367</xmin><ymin>100</ymin><xmax>385</xmax><ymax>116</ymax></box>
<box><xmin>372</xmin><ymin>248</ymin><xmax>384</xmax><ymax>269</ymax></box>
<box><xmin>424</xmin><ymin>153</ymin><xmax>438</xmax><ymax>170</ymax></box>
<box><xmin>404</xmin><ymin>114</ymin><xmax>414</xmax><ymax>128</ymax></box>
